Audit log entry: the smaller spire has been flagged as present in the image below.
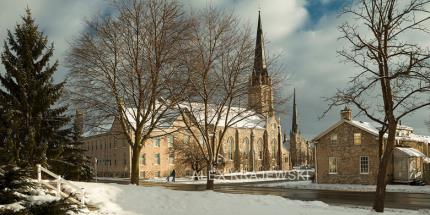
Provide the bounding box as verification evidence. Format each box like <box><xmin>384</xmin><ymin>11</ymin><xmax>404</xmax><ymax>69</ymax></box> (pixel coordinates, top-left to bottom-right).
<box><xmin>291</xmin><ymin>89</ymin><xmax>298</xmax><ymax>134</ymax></box>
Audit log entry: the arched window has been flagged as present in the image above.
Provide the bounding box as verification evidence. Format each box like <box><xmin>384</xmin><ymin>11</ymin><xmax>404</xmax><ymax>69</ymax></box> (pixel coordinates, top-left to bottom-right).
<box><xmin>227</xmin><ymin>137</ymin><xmax>234</xmax><ymax>160</ymax></box>
<box><xmin>257</xmin><ymin>138</ymin><xmax>263</xmax><ymax>160</ymax></box>
<box><xmin>242</xmin><ymin>137</ymin><xmax>250</xmax><ymax>156</ymax></box>
<box><xmin>272</xmin><ymin>139</ymin><xmax>277</xmax><ymax>158</ymax></box>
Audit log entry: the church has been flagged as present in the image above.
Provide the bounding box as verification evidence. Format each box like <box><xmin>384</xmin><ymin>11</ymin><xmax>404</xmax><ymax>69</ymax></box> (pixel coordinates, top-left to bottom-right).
<box><xmin>289</xmin><ymin>89</ymin><xmax>314</xmax><ymax>168</ymax></box>
<box><xmin>81</xmin><ymin>12</ymin><xmax>291</xmax><ymax>179</ymax></box>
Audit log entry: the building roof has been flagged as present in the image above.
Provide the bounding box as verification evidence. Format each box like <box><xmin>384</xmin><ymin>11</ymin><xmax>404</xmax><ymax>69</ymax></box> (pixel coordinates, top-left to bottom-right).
<box><xmin>312</xmin><ymin>119</ymin><xmax>379</xmax><ymax>141</ymax></box>
<box><xmin>178</xmin><ymin>102</ymin><xmax>266</xmax><ymax>129</ymax></box>
<box><xmin>83</xmin><ymin>102</ymin><xmax>267</xmax><ymax>138</ymax></box>
<box><xmin>395</xmin><ymin>147</ymin><xmax>426</xmax><ymax>157</ymax></box>
<box><xmin>312</xmin><ymin>119</ymin><xmax>430</xmax><ymax>144</ymax></box>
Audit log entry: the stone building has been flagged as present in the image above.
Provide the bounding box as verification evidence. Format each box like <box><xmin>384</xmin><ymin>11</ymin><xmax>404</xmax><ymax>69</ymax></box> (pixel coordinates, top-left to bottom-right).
<box><xmin>289</xmin><ymin>89</ymin><xmax>313</xmax><ymax>168</ymax></box>
<box><xmin>313</xmin><ymin>107</ymin><xmax>430</xmax><ymax>185</ymax></box>
<box><xmin>81</xmin><ymin>12</ymin><xmax>290</xmax><ymax>179</ymax></box>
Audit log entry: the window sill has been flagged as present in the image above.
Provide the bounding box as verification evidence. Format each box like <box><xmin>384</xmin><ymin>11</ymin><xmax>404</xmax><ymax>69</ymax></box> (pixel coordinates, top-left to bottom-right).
<box><xmin>328</xmin><ymin>173</ymin><xmax>337</xmax><ymax>175</ymax></box>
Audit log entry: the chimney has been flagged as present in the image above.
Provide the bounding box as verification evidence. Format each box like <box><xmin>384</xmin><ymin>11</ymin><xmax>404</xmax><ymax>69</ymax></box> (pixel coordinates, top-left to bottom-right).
<box><xmin>341</xmin><ymin>106</ymin><xmax>352</xmax><ymax>121</ymax></box>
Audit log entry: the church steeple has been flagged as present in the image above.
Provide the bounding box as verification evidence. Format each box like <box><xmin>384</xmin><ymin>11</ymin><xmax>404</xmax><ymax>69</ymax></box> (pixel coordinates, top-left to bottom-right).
<box><xmin>248</xmin><ymin>11</ymin><xmax>274</xmax><ymax>116</ymax></box>
<box><xmin>291</xmin><ymin>89</ymin><xmax>298</xmax><ymax>134</ymax></box>
<box><xmin>251</xmin><ymin>11</ymin><xmax>270</xmax><ymax>86</ymax></box>
<box><xmin>254</xmin><ymin>11</ymin><xmax>267</xmax><ymax>76</ymax></box>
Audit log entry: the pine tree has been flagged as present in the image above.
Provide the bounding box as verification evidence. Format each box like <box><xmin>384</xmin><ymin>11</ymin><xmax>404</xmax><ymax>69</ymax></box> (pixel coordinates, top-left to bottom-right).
<box><xmin>60</xmin><ymin>109</ymin><xmax>93</xmax><ymax>181</ymax></box>
<box><xmin>0</xmin><ymin>9</ymin><xmax>70</xmax><ymax>168</ymax></box>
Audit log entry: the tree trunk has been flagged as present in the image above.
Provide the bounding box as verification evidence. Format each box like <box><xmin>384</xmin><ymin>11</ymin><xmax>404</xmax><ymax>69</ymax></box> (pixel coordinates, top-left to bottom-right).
<box><xmin>130</xmin><ymin>148</ymin><xmax>140</xmax><ymax>185</ymax></box>
<box><xmin>373</xmin><ymin>123</ymin><xmax>396</xmax><ymax>212</ymax></box>
<box><xmin>206</xmin><ymin>161</ymin><xmax>214</xmax><ymax>190</ymax></box>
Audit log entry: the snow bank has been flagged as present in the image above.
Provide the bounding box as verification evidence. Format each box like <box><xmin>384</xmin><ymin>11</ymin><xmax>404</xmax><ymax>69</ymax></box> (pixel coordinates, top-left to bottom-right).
<box><xmin>76</xmin><ymin>182</ymin><xmax>425</xmax><ymax>215</ymax></box>
<box><xmin>258</xmin><ymin>181</ymin><xmax>430</xmax><ymax>194</ymax></box>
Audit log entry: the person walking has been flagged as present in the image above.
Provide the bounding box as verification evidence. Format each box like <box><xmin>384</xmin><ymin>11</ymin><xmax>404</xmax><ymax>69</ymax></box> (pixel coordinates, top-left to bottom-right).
<box><xmin>170</xmin><ymin>169</ymin><xmax>176</xmax><ymax>182</ymax></box>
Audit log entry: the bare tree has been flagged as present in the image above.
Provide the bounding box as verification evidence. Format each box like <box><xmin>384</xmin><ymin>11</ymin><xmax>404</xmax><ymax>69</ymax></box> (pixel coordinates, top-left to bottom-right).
<box><xmin>174</xmin><ymin>7</ymin><xmax>257</xmax><ymax>190</ymax></box>
<box><xmin>324</xmin><ymin>0</ymin><xmax>430</xmax><ymax>212</ymax></box>
<box><xmin>66</xmin><ymin>0</ymin><xmax>191</xmax><ymax>184</ymax></box>
<box><xmin>172</xmin><ymin>138</ymin><xmax>207</xmax><ymax>180</ymax></box>
<box><xmin>174</xmin><ymin>7</ymin><xmax>286</xmax><ymax>190</ymax></box>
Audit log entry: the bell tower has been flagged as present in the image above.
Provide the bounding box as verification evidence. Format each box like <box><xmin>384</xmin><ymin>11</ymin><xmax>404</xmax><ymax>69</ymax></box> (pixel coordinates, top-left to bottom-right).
<box><xmin>248</xmin><ymin>11</ymin><xmax>274</xmax><ymax>116</ymax></box>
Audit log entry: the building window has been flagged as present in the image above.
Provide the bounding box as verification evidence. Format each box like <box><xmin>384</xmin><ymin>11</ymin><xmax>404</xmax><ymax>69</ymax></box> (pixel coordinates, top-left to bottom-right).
<box><xmin>139</xmin><ymin>171</ymin><xmax>145</xmax><ymax>179</ymax></box>
<box><xmin>140</xmin><ymin>154</ymin><xmax>146</xmax><ymax>165</ymax></box>
<box><xmin>227</xmin><ymin>137</ymin><xmax>234</xmax><ymax>160</ymax></box>
<box><xmin>329</xmin><ymin>157</ymin><xmax>337</xmax><ymax>174</ymax></box>
<box><xmin>154</xmin><ymin>153</ymin><xmax>160</xmax><ymax>165</ymax></box>
<box><xmin>271</xmin><ymin>139</ymin><xmax>277</xmax><ymax>158</ymax></box>
<box><xmin>354</xmin><ymin>133</ymin><xmax>361</xmax><ymax>145</ymax></box>
<box><xmin>167</xmin><ymin>135</ymin><xmax>174</xmax><ymax>148</ymax></box>
<box><xmin>169</xmin><ymin>155</ymin><xmax>174</xmax><ymax>164</ymax></box>
<box><xmin>156</xmin><ymin>171</ymin><xmax>161</xmax><ymax>177</ymax></box>
<box><xmin>154</xmin><ymin>137</ymin><xmax>161</xmax><ymax>147</ymax></box>
<box><xmin>360</xmin><ymin>156</ymin><xmax>369</xmax><ymax>174</ymax></box>
<box><xmin>243</xmin><ymin>138</ymin><xmax>250</xmax><ymax>155</ymax></box>
<box><xmin>257</xmin><ymin>139</ymin><xmax>263</xmax><ymax>160</ymax></box>
<box><xmin>331</xmin><ymin>134</ymin><xmax>337</xmax><ymax>144</ymax></box>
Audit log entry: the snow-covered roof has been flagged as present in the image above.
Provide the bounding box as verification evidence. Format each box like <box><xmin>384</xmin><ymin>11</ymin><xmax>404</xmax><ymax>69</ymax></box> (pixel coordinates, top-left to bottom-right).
<box><xmin>313</xmin><ymin>119</ymin><xmax>430</xmax><ymax>144</ymax></box>
<box><xmin>396</xmin><ymin>134</ymin><xmax>430</xmax><ymax>144</ymax></box>
<box><xmin>178</xmin><ymin>102</ymin><xmax>266</xmax><ymax>129</ymax></box>
<box><xmin>83</xmin><ymin>102</ymin><xmax>266</xmax><ymax>138</ymax></box>
<box><xmin>312</xmin><ymin>119</ymin><xmax>381</xmax><ymax>141</ymax></box>
<box><xmin>395</xmin><ymin>147</ymin><xmax>426</xmax><ymax>157</ymax></box>
<box><xmin>349</xmin><ymin>120</ymin><xmax>380</xmax><ymax>136</ymax></box>
<box><xmin>397</xmin><ymin>125</ymin><xmax>413</xmax><ymax>131</ymax></box>
<box><xmin>83</xmin><ymin>117</ymin><xmax>115</xmax><ymax>137</ymax></box>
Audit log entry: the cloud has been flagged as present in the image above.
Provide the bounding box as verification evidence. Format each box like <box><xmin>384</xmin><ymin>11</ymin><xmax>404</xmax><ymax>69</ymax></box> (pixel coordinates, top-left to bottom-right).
<box><xmin>0</xmin><ymin>0</ymin><xmax>428</xmax><ymax>138</ymax></box>
<box><xmin>0</xmin><ymin>0</ymin><xmax>108</xmax><ymax>80</ymax></box>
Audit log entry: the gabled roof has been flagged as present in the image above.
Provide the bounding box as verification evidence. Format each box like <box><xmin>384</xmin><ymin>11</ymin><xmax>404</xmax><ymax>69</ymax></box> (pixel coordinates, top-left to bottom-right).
<box><xmin>312</xmin><ymin>119</ymin><xmax>380</xmax><ymax>142</ymax></box>
<box><xmin>395</xmin><ymin>147</ymin><xmax>426</xmax><ymax>157</ymax></box>
<box><xmin>313</xmin><ymin>119</ymin><xmax>430</xmax><ymax>145</ymax></box>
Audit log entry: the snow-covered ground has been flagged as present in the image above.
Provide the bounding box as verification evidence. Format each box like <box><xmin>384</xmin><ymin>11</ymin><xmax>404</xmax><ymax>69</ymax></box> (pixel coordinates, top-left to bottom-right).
<box><xmin>257</xmin><ymin>180</ymin><xmax>430</xmax><ymax>194</ymax></box>
<box><xmin>76</xmin><ymin>182</ymin><xmax>429</xmax><ymax>215</ymax></box>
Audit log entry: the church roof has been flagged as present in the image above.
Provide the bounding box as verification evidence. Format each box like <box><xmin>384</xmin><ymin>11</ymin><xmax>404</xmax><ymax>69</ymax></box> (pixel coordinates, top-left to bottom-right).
<box><xmin>178</xmin><ymin>102</ymin><xmax>266</xmax><ymax>129</ymax></box>
<box><xmin>83</xmin><ymin>102</ymin><xmax>267</xmax><ymax>137</ymax></box>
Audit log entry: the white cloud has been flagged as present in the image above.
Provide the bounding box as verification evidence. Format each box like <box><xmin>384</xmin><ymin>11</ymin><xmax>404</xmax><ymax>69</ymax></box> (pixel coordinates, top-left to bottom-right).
<box><xmin>0</xmin><ymin>0</ymin><xmax>107</xmax><ymax>80</ymax></box>
<box><xmin>0</xmin><ymin>0</ymin><xmax>428</xmax><ymax>137</ymax></box>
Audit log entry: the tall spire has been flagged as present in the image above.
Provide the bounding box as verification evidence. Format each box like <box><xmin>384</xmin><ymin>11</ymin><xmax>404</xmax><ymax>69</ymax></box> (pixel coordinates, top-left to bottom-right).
<box><xmin>291</xmin><ymin>89</ymin><xmax>298</xmax><ymax>134</ymax></box>
<box><xmin>253</xmin><ymin>11</ymin><xmax>268</xmax><ymax>78</ymax></box>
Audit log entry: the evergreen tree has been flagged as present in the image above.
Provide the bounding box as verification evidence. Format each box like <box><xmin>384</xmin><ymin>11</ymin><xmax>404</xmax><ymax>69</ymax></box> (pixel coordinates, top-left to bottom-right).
<box><xmin>0</xmin><ymin>9</ymin><xmax>70</xmax><ymax>167</ymax></box>
<box><xmin>60</xmin><ymin>109</ymin><xmax>93</xmax><ymax>181</ymax></box>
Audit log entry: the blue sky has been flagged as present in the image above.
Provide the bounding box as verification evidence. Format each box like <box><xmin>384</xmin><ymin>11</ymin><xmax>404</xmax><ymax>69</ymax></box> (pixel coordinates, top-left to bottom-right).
<box><xmin>305</xmin><ymin>0</ymin><xmax>347</xmax><ymax>23</ymax></box>
<box><xmin>0</xmin><ymin>0</ymin><xmax>429</xmax><ymax>139</ymax></box>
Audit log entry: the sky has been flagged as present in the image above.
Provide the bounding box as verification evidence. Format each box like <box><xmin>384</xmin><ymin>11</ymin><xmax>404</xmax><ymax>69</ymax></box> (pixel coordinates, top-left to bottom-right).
<box><xmin>0</xmin><ymin>0</ymin><xmax>429</xmax><ymax>139</ymax></box>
